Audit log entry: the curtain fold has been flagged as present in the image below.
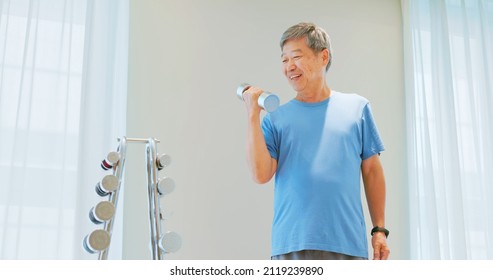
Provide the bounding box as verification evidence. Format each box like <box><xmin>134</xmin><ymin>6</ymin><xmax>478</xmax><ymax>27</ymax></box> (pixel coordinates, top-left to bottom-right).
<box><xmin>0</xmin><ymin>0</ymin><xmax>128</xmax><ymax>259</ymax></box>
<box><xmin>403</xmin><ymin>0</ymin><xmax>493</xmax><ymax>259</ymax></box>
<box><xmin>75</xmin><ymin>0</ymin><xmax>128</xmax><ymax>260</ymax></box>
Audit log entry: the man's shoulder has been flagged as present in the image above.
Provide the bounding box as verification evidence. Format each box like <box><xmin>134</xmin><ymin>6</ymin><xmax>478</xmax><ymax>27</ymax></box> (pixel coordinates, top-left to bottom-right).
<box><xmin>331</xmin><ymin>91</ymin><xmax>370</xmax><ymax>112</ymax></box>
<box><xmin>332</xmin><ymin>90</ymin><xmax>369</xmax><ymax>104</ymax></box>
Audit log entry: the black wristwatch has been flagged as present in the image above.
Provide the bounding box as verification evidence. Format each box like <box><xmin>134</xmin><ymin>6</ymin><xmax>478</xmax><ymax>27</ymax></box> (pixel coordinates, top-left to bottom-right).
<box><xmin>371</xmin><ymin>226</ymin><xmax>389</xmax><ymax>238</ymax></box>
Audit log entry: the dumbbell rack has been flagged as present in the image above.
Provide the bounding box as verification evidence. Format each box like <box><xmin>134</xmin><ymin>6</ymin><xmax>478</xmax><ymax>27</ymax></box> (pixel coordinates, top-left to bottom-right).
<box><xmin>83</xmin><ymin>137</ymin><xmax>181</xmax><ymax>260</ymax></box>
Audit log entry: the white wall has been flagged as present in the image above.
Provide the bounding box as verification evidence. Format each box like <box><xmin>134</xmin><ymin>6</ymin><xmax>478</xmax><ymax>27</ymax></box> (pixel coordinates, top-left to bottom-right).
<box><xmin>125</xmin><ymin>0</ymin><xmax>408</xmax><ymax>259</ymax></box>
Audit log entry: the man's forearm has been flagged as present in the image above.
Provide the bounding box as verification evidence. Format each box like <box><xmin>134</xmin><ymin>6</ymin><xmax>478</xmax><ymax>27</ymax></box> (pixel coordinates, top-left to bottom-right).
<box><xmin>362</xmin><ymin>155</ymin><xmax>386</xmax><ymax>227</ymax></box>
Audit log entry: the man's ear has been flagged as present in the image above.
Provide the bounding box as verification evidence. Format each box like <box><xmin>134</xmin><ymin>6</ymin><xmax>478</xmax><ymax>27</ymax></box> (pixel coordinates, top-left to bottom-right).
<box><xmin>321</xmin><ymin>48</ymin><xmax>330</xmax><ymax>68</ymax></box>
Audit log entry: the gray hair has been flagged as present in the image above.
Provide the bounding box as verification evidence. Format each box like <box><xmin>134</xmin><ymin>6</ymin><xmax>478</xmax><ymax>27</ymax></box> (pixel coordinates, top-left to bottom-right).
<box><xmin>280</xmin><ymin>22</ymin><xmax>332</xmax><ymax>72</ymax></box>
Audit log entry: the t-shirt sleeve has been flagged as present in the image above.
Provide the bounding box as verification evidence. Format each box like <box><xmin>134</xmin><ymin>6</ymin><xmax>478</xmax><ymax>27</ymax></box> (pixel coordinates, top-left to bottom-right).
<box><xmin>261</xmin><ymin>114</ymin><xmax>279</xmax><ymax>160</ymax></box>
<box><xmin>361</xmin><ymin>103</ymin><xmax>385</xmax><ymax>160</ymax></box>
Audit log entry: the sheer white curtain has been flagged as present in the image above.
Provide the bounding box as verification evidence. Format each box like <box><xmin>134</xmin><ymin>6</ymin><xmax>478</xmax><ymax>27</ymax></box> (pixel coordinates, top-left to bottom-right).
<box><xmin>403</xmin><ymin>0</ymin><xmax>493</xmax><ymax>259</ymax></box>
<box><xmin>0</xmin><ymin>0</ymin><xmax>128</xmax><ymax>259</ymax></box>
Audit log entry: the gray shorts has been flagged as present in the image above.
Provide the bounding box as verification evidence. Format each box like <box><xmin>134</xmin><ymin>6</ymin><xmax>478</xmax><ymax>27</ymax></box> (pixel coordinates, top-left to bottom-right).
<box><xmin>271</xmin><ymin>250</ymin><xmax>367</xmax><ymax>260</ymax></box>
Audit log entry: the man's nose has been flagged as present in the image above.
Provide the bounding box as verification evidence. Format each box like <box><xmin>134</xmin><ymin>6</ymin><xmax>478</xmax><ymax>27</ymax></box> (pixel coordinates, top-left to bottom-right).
<box><xmin>286</xmin><ymin>59</ymin><xmax>296</xmax><ymax>71</ymax></box>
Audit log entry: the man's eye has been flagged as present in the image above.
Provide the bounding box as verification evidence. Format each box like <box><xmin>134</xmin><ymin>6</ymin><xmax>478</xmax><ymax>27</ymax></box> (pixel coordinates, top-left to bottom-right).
<box><xmin>294</xmin><ymin>56</ymin><xmax>302</xmax><ymax>60</ymax></box>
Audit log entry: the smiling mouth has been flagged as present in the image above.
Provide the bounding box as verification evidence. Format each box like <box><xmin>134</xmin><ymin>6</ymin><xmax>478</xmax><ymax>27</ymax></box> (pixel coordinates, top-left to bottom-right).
<box><xmin>290</xmin><ymin>74</ymin><xmax>301</xmax><ymax>80</ymax></box>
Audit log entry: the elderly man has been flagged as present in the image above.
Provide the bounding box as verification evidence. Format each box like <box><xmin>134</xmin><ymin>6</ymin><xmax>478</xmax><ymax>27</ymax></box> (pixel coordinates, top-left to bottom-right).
<box><xmin>242</xmin><ymin>22</ymin><xmax>390</xmax><ymax>260</ymax></box>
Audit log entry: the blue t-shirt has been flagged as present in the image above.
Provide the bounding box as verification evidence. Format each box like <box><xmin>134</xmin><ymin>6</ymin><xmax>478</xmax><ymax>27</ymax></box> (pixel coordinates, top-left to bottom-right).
<box><xmin>261</xmin><ymin>91</ymin><xmax>385</xmax><ymax>258</ymax></box>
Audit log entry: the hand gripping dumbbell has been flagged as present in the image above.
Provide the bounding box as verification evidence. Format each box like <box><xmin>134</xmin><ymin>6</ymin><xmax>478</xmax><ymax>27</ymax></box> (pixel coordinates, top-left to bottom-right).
<box><xmin>236</xmin><ymin>83</ymin><xmax>280</xmax><ymax>112</ymax></box>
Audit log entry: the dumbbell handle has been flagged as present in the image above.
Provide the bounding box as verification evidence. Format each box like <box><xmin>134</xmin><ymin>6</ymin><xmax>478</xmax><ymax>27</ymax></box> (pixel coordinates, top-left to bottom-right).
<box><xmin>237</xmin><ymin>83</ymin><xmax>280</xmax><ymax>113</ymax></box>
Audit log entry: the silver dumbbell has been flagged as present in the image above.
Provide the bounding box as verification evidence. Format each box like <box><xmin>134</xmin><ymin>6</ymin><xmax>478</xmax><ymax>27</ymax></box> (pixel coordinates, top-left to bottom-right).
<box><xmin>158</xmin><ymin>231</ymin><xmax>182</xmax><ymax>253</ymax></box>
<box><xmin>101</xmin><ymin>151</ymin><xmax>120</xmax><ymax>170</ymax></box>
<box><xmin>236</xmin><ymin>83</ymin><xmax>280</xmax><ymax>112</ymax></box>
<box><xmin>89</xmin><ymin>201</ymin><xmax>116</xmax><ymax>224</ymax></box>
<box><xmin>95</xmin><ymin>174</ymin><xmax>119</xmax><ymax>196</ymax></box>
<box><xmin>156</xmin><ymin>154</ymin><xmax>171</xmax><ymax>171</ymax></box>
<box><xmin>83</xmin><ymin>229</ymin><xmax>111</xmax><ymax>254</ymax></box>
<box><xmin>157</xmin><ymin>177</ymin><xmax>175</xmax><ymax>196</ymax></box>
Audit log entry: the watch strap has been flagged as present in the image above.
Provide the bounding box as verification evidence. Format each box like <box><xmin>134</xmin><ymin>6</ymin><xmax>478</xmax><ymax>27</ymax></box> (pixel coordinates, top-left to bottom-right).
<box><xmin>371</xmin><ymin>226</ymin><xmax>389</xmax><ymax>238</ymax></box>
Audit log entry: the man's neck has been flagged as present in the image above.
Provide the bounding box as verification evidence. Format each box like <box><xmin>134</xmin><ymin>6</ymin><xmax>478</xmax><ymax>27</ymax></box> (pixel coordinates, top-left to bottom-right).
<box><xmin>296</xmin><ymin>85</ymin><xmax>331</xmax><ymax>103</ymax></box>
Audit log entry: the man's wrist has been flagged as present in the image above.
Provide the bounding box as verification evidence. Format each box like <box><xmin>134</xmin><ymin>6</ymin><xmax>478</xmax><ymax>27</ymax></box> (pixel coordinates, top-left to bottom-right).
<box><xmin>371</xmin><ymin>226</ymin><xmax>389</xmax><ymax>238</ymax></box>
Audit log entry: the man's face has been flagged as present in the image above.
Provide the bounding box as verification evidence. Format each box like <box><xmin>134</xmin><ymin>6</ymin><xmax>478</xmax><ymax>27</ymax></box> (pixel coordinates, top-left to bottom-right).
<box><xmin>281</xmin><ymin>38</ymin><xmax>328</xmax><ymax>94</ymax></box>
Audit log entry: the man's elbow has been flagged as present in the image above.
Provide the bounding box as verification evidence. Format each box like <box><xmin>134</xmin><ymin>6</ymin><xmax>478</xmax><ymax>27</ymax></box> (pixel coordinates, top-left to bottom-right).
<box><xmin>251</xmin><ymin>171</ymin><xmax>274</xmax><ymax>184</ymax></box>
<box><xmin>248</xmin><ymin>157</ymin><xmax>276</xmax><ymax>184</ymax></box>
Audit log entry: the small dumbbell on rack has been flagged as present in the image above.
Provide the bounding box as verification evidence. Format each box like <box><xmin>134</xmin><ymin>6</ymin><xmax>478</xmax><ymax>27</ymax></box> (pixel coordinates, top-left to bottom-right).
<box><xmin>83</xmin><ymin>229</ymin><xmax>111</xmax><ymax>254</ymax></box>
<box><xmin>89</xmin><ymin>201</ymin><xmax>115</xmax><ymax>224</ymax></box>
<box><xmin>94</xmin><ymin>175</ymin><xmax>118</xmax><ymax>196</ymax></box>
<box><xmin>101</xmin><ymin>151</ymin><xmax>120</xmax><ymax>171</ymax></box>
